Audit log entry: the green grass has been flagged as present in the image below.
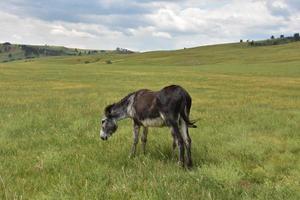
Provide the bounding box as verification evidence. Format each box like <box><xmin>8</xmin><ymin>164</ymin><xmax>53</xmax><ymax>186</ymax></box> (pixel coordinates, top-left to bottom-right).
<box><xmin>0</xmin><ymin>42</ymin><xmax>300</xmax><ymax>199</ymax></box>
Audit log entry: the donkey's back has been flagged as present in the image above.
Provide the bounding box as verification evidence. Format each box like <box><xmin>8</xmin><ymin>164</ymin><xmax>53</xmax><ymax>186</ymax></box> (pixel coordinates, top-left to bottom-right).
<box><xmin>156</xmin><ymin>85</ymin><xmax>195</xmax><ymax>128</ymax></box>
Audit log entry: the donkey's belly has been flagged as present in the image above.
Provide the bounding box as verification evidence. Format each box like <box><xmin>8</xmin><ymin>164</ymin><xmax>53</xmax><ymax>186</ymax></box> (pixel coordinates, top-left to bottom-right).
<box><xmin>141</xmin><ymin>117</ymin><xmax>165</xmax><ymax>127</ymax></box>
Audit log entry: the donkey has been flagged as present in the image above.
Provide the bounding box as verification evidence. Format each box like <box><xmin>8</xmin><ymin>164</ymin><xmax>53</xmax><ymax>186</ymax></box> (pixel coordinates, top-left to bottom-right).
<box><xmin>100</xmin><ymin>85</ymin><xmax>197</xmax><ymax>167</ymax></box>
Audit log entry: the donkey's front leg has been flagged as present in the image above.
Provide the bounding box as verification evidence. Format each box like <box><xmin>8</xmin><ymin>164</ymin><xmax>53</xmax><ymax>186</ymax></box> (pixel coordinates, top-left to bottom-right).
<box><xmin>130</xmin><ymin>123</ymin><xmax>140</xmax><ymax>157</ymax></box>
<box><xmin>141</xmin><ymin>127</ymin><xmax>148</xmax><ymax>154</ymax></box>
<box><xmin>170</xmin><ymin>129</ymin><xmax>177</xmax><ymax>161</ymax></box>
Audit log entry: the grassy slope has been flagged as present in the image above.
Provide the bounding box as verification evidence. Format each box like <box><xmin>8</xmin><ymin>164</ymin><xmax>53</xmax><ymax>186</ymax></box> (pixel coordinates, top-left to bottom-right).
<box><xmin>0</xmin><ymin>42</ymin><xmax>299</xmax><ymax>199</ymax></box>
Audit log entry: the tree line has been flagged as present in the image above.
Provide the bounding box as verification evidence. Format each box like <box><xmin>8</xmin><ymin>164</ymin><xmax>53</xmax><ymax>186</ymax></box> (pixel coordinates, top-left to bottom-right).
<box><xmin>240</xmin><ymin>33</ymin><xmax>300</xmax><ymax>46</ymax></box>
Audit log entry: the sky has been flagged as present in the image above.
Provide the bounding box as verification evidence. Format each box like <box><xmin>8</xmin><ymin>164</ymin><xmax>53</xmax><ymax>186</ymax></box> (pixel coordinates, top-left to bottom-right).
<box><xmin>0</xmin><ymin>0</ymin><xmax>299</xmax><ymax>51</ymax></box>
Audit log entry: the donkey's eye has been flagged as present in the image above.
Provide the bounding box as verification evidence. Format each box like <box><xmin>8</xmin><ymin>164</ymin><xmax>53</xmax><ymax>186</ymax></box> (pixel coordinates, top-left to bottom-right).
<box><xmin>101</xmin><ymin>119</ymin><xmax>106</xmax><ymax>123</ymax></box>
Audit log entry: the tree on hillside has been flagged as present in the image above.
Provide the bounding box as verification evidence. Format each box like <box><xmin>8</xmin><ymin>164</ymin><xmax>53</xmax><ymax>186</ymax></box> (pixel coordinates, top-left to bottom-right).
<box><xmin>280</xmin><ymin>35</ymin><xmax>284</xmax><ymax>38</ymax></box>
<box><xmin>21</xmin><ymin>45</ymin><xmax>39</xmax><ymax>57</ymax></box>
<box><xmin>271</xmin><ymin>35</ymin><xmax>275</xmax><ymax>39</ymax></box>
<box><xmin>8</xmin><ymin>53</ymin><xmax>12</xmax><ymax>58</ymax></box>
<box><xmin>294</xmin><ymin>33</ymin><xmax>300</xmax><ymax>41</ymax></box>
<box><xmin>116</xmin><ymin>47</ymin><xmax>134</xmax><ymax>54</ymax></box>
<box><xmin>106</xmin><ymin>60</ymin><xmax>112</xmax><ymax>64</ymax></box>
<box><xmin>3</xmin><ymin>43</ymin><xmax>11</xmax><ymax>52</ymax></box>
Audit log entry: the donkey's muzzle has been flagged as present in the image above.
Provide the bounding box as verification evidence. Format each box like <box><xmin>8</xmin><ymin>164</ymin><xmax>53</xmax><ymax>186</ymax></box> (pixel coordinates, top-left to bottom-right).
<box><xmin>100</xmin><ymin>135</ymin><xmax>108</xmax><ymax>140</ymax></box>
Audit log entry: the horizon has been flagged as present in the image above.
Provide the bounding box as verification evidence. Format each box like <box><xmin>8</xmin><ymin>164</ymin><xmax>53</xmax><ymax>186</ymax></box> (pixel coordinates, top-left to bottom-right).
<box><xmin>2</xmin><ymin>34</ymin><xmax>299</xmax><ymax>53</ymax></box>
<box><xmin>0</xmin><ymin>40</ymin><xmax>242</xmax><ymax>52</ymax></box>
<box><xmin>1</xmin><ymin>0</ymin><xmax>300</xmax><ymax>51</ymax></box>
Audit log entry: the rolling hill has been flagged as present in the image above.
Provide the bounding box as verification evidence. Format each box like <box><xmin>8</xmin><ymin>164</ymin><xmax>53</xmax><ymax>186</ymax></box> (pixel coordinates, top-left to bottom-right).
<box><xmin>108</xmin><ymin>41</ymin><xmax>300</xmax><ymax>66</ymax></box>
<box><xmin>0</xmin><ymin>42</ymin><xmax>134</xmax><ymax>63</ymax></box>
<box><xmin>29</xmin><ymin>41</ymin><xmax>300</xmax><ymax>77</ymax></box>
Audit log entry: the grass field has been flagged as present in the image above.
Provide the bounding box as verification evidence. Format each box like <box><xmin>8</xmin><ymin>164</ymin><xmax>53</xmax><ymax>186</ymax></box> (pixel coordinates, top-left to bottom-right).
<box><xmin>0</xmin><ymin>42</ymin><xmax>300</xmax><ymax>199</ymax></box>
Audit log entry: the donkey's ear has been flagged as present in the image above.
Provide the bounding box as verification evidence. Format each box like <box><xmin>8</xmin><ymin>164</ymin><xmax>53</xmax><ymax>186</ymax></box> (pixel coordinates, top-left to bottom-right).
<box><xmin>104</xmin><ymin>103</ymin><xmax>115</xmax><ymax>117</ymax></box>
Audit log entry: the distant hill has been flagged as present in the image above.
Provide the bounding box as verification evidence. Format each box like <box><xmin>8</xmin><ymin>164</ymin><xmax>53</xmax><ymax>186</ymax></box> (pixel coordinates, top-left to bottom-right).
<box><xmin>32</xmin><ymin>40</ymin><xmax>299</xmax><ymax>68</ymax></box>
<box><xmin>88</xmin><ymin>40</ymin><xmax>299</xmax><ymax>68</ymax></box>
<box><xmin>0</xmin><ymin>43</ymin><xmax>134</xmax><ymax>63</ymax></box>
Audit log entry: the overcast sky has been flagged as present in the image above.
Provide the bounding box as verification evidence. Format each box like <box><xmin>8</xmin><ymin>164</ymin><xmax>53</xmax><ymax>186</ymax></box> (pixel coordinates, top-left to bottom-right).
<box><xmin>0</xmin><ymin>0</ymin><xmax>299</xmax><ymax>51</ymax></box>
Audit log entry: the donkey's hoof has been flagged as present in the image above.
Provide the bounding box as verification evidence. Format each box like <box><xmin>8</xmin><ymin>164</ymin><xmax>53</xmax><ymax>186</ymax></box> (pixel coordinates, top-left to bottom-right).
<box><xmin>129</xmin><ymin>154</ymin><xmax>135</xmax><ymax>159</ymax></box>
<box><xmin>187</xmin><ymin>161</ymin><xmax>193</xmax><ymax>169</ymax></box>
<box><xmin>177</xmin><ymin>161</ymin><xmax>184</xmax><ymax>168</ymax></box>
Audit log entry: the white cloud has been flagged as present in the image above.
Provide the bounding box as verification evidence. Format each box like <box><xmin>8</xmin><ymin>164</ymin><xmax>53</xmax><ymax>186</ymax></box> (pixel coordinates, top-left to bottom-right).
<box><xmin>127</xmin><ymin>26</ymin><xmax>172</xmax><ymax>39</ymax></box>
<box><xmin>266</xmin><ymin>0</ymin><xmax>290</xmax><ymax>17</ymax></box>
<box><xmin>0</xmin><ymin>0</ymin><xmax>299</xmax><ymax>51</ymax></box>
<box><xmin>0</xmin><ymin>10</ymin><xmax>172</xmax><ymax>51</ymax></box>
<box><xmin>146</xmin><ymin>0</ymin><xmax>299</xmax><ymax>44</ymax></box>
<box><xmin>0</xmin><ymin>11</ymin><xmax>126</xmax><ymax>49</ymax></box>
<box><xmin>152</xmin><ymin>31</ymin><xmax>172</xmax><ymax>39</ymax></box>
<box><xmin>50</xmin><ymin>25</ymin><xmax>96</xmax><ymax>38</ymax></box>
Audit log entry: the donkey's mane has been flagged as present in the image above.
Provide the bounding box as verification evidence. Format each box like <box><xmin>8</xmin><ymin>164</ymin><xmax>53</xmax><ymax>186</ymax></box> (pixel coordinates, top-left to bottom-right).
<box><xmin>104</xmin><ymin>92</ymin><xmax>135</xmax><ymax>117</ymax></box>
<box><xmin>117</xmin><ymin>92</ymin><xmax>135</xmax><ymax>105</ymax></box>
<box><xmin>104</xmin><ymin>104</ymin><xmax>115</xmax><ymax>117</ymax></box>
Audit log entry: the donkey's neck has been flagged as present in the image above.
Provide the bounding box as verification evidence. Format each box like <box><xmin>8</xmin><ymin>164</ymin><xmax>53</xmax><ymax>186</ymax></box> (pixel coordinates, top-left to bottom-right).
<box><xmin>110</xmin><ymin>104</ymin><xmax>128</xmax><ymax>121</ymax></box>
<box><xmin>110</xmin><ymin>93</ymin><xmax>135</xmax><ymax>121</ymax></box>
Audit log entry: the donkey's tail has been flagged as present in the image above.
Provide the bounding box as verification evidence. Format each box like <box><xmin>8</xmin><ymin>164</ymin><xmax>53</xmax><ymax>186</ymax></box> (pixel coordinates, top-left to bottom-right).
<box><xmin>180</xmin><ymin>109</ymin><xmax>198</xmax><ymax>128</ymax></box>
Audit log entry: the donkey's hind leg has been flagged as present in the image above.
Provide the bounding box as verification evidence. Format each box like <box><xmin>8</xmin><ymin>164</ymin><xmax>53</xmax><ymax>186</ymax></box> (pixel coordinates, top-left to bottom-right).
<box><xmin>141</xmin><ymin>127</ymin><xmax>148</xmax><ymax>154</ymax></box>
<box><xmin>170</xmin><ymin>123</ymin><xmax>185</xmax><ymax>167</ymax></box>
<box><xmin>170</xmin><ymin>129</ymin><xmax>177</xmax><ymax>154</ymax></box>
<box><xmin>130</xmin><ymin>122</ymin><xmax>140</xmax><ymax>158</ymax></box>
<box><xmin>180</xmin><ymin>118</ymin><xmax>193</xmax><ymax>168</ymax></box>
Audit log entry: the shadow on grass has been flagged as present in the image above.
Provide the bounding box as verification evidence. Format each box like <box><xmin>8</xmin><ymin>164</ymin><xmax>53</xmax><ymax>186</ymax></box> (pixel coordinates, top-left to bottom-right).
<box><xmin>105</xmin><ymin>140</ymin><xmax>205</xmax><ymax>170</ymax></box>
<box><xmin>148</xmin><ymin>143</ymin><xmax>205</xmax><ymax>169</ymax></box>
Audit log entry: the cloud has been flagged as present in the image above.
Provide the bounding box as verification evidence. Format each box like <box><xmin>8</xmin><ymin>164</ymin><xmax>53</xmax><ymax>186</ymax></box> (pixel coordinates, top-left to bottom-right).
<box><xmin>0</xmin><ymin>10</ymin><xmax>124</xmax><ymax>49</ymax></box>
<box><xmin>50</xmin><ymin>25</ymin><xmax>96</xmax><ymax>38</ymax></box>
<box><xmin>266</xmin><ymin>0</ymin><xmax>291</xmax><ymax>18</ymax></box>
<box><xmin>0</xmin><ymin>0</ymin><xmax>299</xmax><ymax>51</ymax></box>
<box><xmin>0</xmin><ymin>0</ymin><xmax>154</xmax><ymax>22</ymax></box>
<box><xmin>0</xmin><ymin>10</ymin><xmax>173</xmax><ymax>51</ymax></box>
<box><xmin>147</xmin><ymin>1</ymin><xmax>286</xmax><ymax>37</ymax></box>
<box><xmin>152</xmin><ymin>31</ymin><xmax>172</xmax><ymax>39</ymax></box>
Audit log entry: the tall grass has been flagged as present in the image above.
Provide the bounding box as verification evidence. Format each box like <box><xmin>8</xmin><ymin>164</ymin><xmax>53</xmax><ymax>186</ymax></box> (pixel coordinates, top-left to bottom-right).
<box><xmin>0</xmin><ymin>43</ymin><xmax>299</xmax><ymax>199</ymax></box>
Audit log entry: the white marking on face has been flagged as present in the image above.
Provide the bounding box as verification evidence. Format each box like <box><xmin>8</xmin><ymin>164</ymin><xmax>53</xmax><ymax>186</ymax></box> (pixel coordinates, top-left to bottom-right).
<box><xmin>127</xmin><ymin>94</ymin><xmax>136</xmax><ymax>117</ymax></box>
<box><xmin>100</xmin><ymin>129</ymin><xmax>107</xmax><ymax>139</ymax></box>
<box><xmin>141</xmin><ymin>117</ymin><xmax>165</xmax><ymax>127</ymax></box>
<box><xmin>100</xmin><ymin>118</ymin><xmax>106</xmax><ymax>135</ymax></box>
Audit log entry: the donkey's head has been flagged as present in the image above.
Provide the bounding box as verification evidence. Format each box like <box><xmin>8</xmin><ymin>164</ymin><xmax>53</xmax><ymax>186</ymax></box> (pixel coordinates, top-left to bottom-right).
<box><xmin>100</xmin><ymin>104</ymin><xmax>118</xmax><ymax>140</ymax></box>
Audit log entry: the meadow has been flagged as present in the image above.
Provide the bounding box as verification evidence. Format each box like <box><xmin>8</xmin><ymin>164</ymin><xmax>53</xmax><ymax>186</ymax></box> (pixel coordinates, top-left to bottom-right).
<box><xmin>0</xmin><ymin>42</ymin><xmax>299</xmax><ymax>199</ymax></box>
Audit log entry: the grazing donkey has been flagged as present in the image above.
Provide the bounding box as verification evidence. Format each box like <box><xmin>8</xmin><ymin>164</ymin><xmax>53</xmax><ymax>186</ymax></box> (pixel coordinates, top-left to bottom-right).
<box><xmin>100</xmin><ymin>85</ymin><xmax>197</xmax><ymax>167</ymax></box>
